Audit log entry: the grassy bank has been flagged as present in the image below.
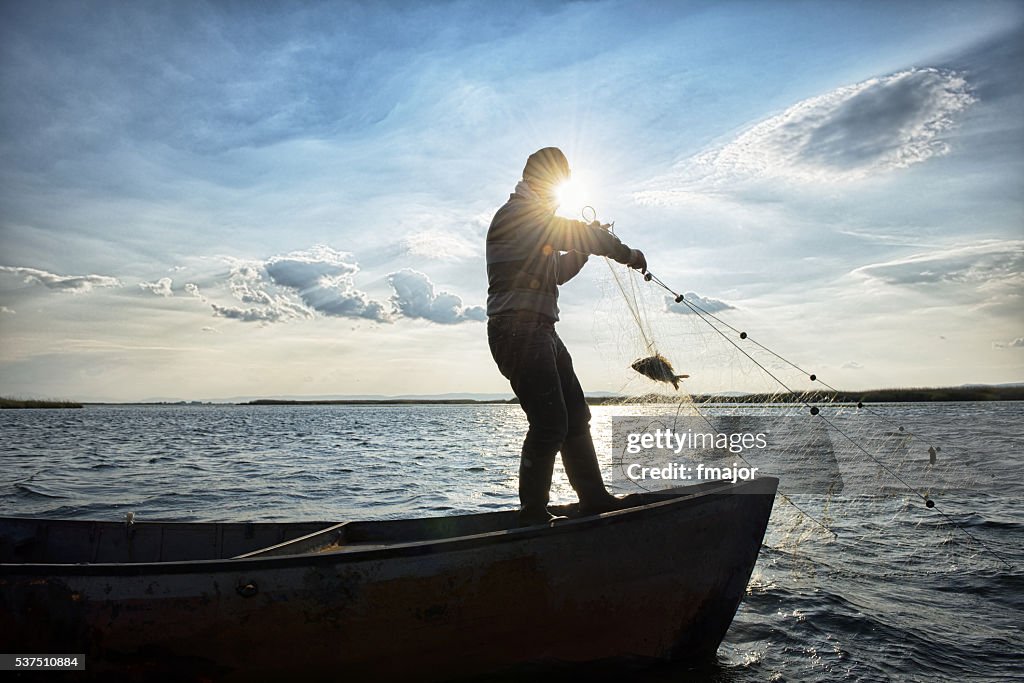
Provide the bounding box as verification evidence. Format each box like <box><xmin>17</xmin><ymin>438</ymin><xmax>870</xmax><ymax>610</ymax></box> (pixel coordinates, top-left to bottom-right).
<box><xmin>0</xmin><ymin>397</ymin><xmax>83</xmax><ymax>409</ymax></box>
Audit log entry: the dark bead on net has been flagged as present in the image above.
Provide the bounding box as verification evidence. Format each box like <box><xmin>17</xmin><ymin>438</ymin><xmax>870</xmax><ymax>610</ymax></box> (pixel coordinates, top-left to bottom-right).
<box><xmin>925</xmin><ymin>499</ymin><xmax>935</xmax><ymax>508</ymax></box>
<box><xmin>810</xmin><ymin>406</ymin><xmax>820</xmax><ymax>416</ymax></box>
<box><xmin>739</xmin><ymin>332</ymin><xmax>747</xmax><ymax>339</ymax></box>
<box><xmin>644</xmin><ymin>272</ymin><xmax>653</xmax><ymax>281</ymax></box>
<box><xmin>809</xmin><ymin>374</ymin><xmax>817</xmax><ymax>381</ymax></box>
<box><xmin>675</xmin><ymin>294</ymin><xmax>684</xmax><ymax>303</ymax></box>
<box><xmin>857</xmin><ymin>402</ymin><xmax>863</xmax><ymax>408</ymax></box>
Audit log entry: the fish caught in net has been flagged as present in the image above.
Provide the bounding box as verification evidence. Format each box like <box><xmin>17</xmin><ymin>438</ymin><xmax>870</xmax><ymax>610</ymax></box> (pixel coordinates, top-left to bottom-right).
<box><xmin>630</xmin><ymin>353</ymin><xmax>689</xmax><ymax>390</ymax></box>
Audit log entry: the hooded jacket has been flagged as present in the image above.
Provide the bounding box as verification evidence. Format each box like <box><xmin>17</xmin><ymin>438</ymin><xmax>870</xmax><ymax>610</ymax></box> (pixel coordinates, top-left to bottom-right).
<box><xmin>486</xmin><ymin>180</ymin><xmax>633</xmax><ymax>321</ymax></box>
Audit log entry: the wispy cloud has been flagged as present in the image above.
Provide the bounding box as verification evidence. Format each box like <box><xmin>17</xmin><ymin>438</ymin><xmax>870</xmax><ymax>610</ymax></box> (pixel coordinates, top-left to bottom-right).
<box><xmin>993</xmin><ymin>337</ymin><xmax>1024</xmax><ymax>349</ymax></box>
<box><xmin>636</xmin><ymin>67</ymin><xmax>976</xmax><ymax>204</ymax></box>
<box><xmin>851</xmin><ymin>240</ymin><xmax>1023</xmax><ymax>319</ymax></box>
<box><xmin>401</xmin><ymin>229</ymin><xmax>480</xmax><ymax>261</ymax></box>
<box><xmin>386</xmin><ymin>269</ymin><xmax>486</xmax><ymax>324</ymax></box>
<box><xmin>0</xmin><ymin>266</ymin><xmax>122</xmax><ymax>293</ymax></box>
<box><xmin>851</xmin><ymin>240</ymin><xmax>1023</xmax><ymax>287</ymax></box>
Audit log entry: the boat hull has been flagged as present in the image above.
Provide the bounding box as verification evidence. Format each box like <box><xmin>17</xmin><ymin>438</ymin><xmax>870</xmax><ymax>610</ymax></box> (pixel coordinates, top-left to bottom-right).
<box><xmin>0</xmin><ymin>477</ymin><xmax>777</xmax><ymax>681</ymax></box>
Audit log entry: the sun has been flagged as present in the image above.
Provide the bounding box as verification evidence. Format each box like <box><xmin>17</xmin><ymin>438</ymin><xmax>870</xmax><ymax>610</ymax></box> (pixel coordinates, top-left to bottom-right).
<box><xmin>555</xmin><ymin>173</ymin><xmax>591</xmax><ymax>219</ymax></box>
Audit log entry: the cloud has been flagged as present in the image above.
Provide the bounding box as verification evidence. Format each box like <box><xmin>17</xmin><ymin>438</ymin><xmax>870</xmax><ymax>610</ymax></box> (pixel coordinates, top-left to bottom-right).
<box><xmin>386</xmin><ymin>269</ymin><xmax>485</xmax><ymax>324</ymax></box>
<box><xmin>664</xmin><ymin>292</ymin><xmax>735</xmax><ymax>315</ymax></box>
<box><xmin>300</xmin><ymin>284</ymin><xmax>390</xmax><ymax>321</ymax></box>
<box><xmin>0</xmin><ymin>306</ymin><xmax>14</xmax><ymax>314</ymax></box>
<box><xmin>210</xmin><ymin>303</ymin><xmax>296</xmax><ymax>324</ymax></box>
<box><xmin>784</xmin><ymin>69</ymin><xmax>974</xmax><ymax>176</ymax></box>
<box><xmin>994</xmin><ymin>337</ymin><xmax>1024</xmax><ymax>349</ymax></box>
<box><xmin>842</xmin><ymin>361</ymin><xmax>864</xmax><ymax>370</ymax></box>
<box><xmin>216</xmin><ymin>261</ymin><xmax>311</xmax><ymax>323</ymax></box>
<box><xmin>852</xmin><ymin>240</ymin><xmax>1024</xmax><ymax>287</ymax></box>
<box><xmin>181</xmin><ymin>272</ymin><xmax>311</xmax><ymax>324</ymax></box>
<box><xmin>264</xmin><ymin>246</ymin><xmax>390</xmax><ymax>322</ymax></box>
<box><xmin>128</xmin><ymin>248</ymin><xmax>480</xmax><ymax>327</ymax></box>
<box><xmin>636</xmin><ymin>67</ymin><xmax>976</xmax><ymax>203</ymax></box>
<box><xmin>139</xmin><ymin>277</ymin><xmax>174</xmax><ymax>297</ymax></box>
<box><xmin>193</xmin><ymin>252</ymin><xmax>480</xmax><ymax>325</ymax></box>
<box><xmin>852</xmin><ymin>240</ymin><xmax>1023</xmax><ymax>318</ymax></box>
<box><xmin>0</xmin><ymin>250</ymin><xmax>480</xmax><ymax>328</ymax></box>
<box><xmin>0</xmin><ymin>266</ymin><xmax>122</xmax><ymax>293</ymax></box>
<box><xmin>186</xmin><ymin>247</ymin><xmax>389</xmax><ymax>325</ymax></box>
<box><xmin>265</xmin><ymin>247</ymin><xmax>358</xmax><ymax>290</ymax></box>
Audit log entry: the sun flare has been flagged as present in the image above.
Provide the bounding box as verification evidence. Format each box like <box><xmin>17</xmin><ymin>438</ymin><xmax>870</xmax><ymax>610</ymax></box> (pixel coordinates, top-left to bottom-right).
<box><xmin>555</xmin><ymin>175</ymin><xmax>591</xmax><ymax>219</ymax></box>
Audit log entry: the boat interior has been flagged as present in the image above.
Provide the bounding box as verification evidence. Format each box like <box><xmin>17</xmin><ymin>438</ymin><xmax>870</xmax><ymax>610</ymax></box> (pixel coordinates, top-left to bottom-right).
<box><xmin>1</xmin><ymin>481</ymin><xmax>742</xmax><ymax>565</ymax></box>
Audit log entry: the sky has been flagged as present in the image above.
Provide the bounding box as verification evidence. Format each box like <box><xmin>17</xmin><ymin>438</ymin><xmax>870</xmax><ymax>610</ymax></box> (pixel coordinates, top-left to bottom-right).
<box><xmin>0</xmin><ymin>0</ymin><xmax>1022</xmax><ymax>402</ymax></box>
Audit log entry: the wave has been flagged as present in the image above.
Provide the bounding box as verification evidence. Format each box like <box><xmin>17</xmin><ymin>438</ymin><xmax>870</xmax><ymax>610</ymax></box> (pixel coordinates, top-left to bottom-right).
<box><xmin>14</xmin><ymin>482</ymin><xmax>68</xmax><ymax>499</ymax></box>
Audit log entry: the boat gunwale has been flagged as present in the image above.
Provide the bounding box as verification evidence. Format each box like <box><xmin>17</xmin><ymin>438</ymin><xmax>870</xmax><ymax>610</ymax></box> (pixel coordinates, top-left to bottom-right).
<box><xmin>0</xmin><ymin>476</ymin><xmax>778</xmax><ymax>576</ymax></box>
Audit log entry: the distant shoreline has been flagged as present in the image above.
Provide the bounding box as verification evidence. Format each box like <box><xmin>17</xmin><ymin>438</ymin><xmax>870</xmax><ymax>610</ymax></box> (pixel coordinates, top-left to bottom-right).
<box><xmin>4</xmin><ymin>386</ymin><xmax>1021</xmax><ymax>409</ymax></box>
<box><xmin>245</xmin><ymin>385</ymin><xmax>1024</xmax><ymax>406</ymax></box>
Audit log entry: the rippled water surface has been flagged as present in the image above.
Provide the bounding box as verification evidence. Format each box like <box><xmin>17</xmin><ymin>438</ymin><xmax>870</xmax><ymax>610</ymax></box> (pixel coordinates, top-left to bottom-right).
<box><xmin>2</xmin><ymin>402</ymin><xmax>1022</xmax><ymax>681</ymax></box>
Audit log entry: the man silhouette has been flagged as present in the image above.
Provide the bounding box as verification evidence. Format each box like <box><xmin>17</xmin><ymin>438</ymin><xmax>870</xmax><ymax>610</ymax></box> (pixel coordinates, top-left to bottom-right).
<box><xmin>486</xmin><ymin>147</ymin><xmax>647</xmax><ymax>526</ymax></box>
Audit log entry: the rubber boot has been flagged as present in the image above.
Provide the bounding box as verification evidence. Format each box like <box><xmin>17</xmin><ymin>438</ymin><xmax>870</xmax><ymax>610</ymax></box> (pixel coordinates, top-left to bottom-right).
<box><xmin>560</xmin><ymin>433</ymin><xmax>630</xmax><ymax>516</ymax></box>
<box><xmin>518</xmin><ymin>449</ymin><xmax>567</xmax><ymax>527</ymax></box>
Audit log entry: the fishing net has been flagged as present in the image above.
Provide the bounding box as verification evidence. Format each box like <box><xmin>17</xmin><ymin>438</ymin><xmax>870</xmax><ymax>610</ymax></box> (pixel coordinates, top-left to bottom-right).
<box><xmin>575</xmin><ymin>255</ymin><xmax>1011</xmax><ymax>576</ymax></box>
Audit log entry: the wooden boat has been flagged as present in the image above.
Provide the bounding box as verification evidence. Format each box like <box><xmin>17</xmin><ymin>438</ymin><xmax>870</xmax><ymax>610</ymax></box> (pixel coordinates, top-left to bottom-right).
<box><xmin>0</xmin><ymin>476</ymin><xmax>777</xmax><ymax>681</ymax></box>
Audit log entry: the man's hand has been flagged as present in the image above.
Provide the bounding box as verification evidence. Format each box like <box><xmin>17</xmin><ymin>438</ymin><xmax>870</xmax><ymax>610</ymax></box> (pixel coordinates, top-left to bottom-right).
<box><xmin>626</xmin><ymin>248</ymin><xmax>647</xmax><ymax>274</ymax></box>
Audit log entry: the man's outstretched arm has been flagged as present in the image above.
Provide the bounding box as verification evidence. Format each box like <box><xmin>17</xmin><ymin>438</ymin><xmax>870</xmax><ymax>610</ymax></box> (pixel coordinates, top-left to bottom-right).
<box><xmin>545</xmin><ymin>216</ymin><xmax>646</xmax><ymax>273</ymax></box>
<box><xmin>555</xmin><ymin>251</ymin><xmax>589</xmax><ymax>285</ymax></box>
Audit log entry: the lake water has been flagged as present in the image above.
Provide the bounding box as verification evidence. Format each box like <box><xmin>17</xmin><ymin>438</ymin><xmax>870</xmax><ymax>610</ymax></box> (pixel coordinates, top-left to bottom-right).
<box><xmin>2</xmin><ymin>402</ymin><xmax>1022</xmax><ymax>681</ymax></box>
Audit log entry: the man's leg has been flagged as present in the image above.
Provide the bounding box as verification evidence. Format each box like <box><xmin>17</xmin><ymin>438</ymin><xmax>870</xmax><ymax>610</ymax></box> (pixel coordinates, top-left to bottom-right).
<box><xmin>554</xmin><ymin>333</ymin><xmax>625</xmax><ymax>514</ymax></box>
<box><xmin>488</xmin><ymin>318</ymin><xmax>568</xmax><ymax>525</ymax></box>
